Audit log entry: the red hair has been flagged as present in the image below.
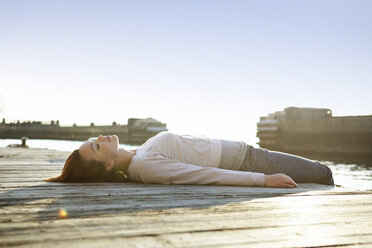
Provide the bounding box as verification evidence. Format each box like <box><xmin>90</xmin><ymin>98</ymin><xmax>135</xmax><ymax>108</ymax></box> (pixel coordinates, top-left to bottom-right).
<box><xmin>45</xmin><ymin>149</ymin><xmax>127</xmax><ymax>182</ymax></box>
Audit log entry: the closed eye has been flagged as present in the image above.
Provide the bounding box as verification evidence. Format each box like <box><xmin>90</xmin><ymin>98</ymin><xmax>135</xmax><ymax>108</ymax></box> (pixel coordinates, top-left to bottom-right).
<box><xmin>96</xmin><ymin>144</ymin><xmax>100</xmax><ymax>150</ymax></box>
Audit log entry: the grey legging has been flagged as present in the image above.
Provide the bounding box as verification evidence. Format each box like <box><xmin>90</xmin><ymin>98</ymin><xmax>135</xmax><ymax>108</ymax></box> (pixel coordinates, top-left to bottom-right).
<box><xmin>242</xmin><ymin>145</ymin><xmax>334</xmax><ymax>185</ymax></box>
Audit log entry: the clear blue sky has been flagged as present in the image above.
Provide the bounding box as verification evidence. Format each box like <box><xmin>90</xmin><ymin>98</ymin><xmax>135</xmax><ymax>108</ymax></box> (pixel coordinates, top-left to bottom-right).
<box><xmin>1</xmin><ymin>0</ymin><xmax>371</xmax><ymax>145</ymax></box>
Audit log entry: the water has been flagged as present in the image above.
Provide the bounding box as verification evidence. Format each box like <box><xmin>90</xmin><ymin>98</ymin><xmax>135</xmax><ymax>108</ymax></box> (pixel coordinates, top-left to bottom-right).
<box><xmin>0</xmin><ymin>138</ymin><xmax>138</xmax><ymax>152</ymax></box>
<box><xmin>323</xmin><ymin>161</ymin><xmax>372</xmax><ymax>190</ymax></box>
<box><xmin>0</xmin><ymin>139</ymin><xmax>371</xmax><ymax>190</ymax></box>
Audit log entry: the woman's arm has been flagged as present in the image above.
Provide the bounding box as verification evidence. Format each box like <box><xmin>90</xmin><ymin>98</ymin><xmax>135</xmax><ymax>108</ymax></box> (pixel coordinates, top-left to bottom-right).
<box><xmin>264</xmin><ymin>174</ymin><xmax>298</xmax><ymax>188</ymax></box>
<box><xmin>129</xmin><ymin>153</ymin><xmax>296</xmax><ymax>187</ymax></box>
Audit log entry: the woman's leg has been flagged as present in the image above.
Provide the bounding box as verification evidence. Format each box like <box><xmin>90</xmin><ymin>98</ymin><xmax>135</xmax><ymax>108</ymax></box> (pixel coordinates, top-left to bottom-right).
<box><xmin>242</xmin><ymin>145</ymin><xmax>334</xmax><ymax>185</ymax></box>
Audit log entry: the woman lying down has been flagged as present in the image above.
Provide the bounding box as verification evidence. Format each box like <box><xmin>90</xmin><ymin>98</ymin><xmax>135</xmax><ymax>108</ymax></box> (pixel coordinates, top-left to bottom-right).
<box><xmin>46</xmin><ymin>131</ymin><xmax>334</xmax><ymax>188</ymax></box>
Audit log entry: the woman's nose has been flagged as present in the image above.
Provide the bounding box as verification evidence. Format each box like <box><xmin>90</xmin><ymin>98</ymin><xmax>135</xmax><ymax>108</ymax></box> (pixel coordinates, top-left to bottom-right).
<box><xmin>97</xmin><ymin>135</ymin><xmax>104</xmax><ymax>142</ymax></box>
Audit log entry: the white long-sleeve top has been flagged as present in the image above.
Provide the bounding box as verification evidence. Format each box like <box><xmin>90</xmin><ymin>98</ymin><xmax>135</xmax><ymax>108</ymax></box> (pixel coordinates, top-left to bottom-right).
<box><xmin>127</xmin><ymin>132</ymin><xmax>265</xmax><ymax>187</ymax></box>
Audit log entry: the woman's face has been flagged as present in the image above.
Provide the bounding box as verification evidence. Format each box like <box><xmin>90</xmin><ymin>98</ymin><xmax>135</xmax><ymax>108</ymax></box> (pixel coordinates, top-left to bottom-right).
<box><xmin>79</xmin><ymin>135</ymin><xmax>119</xmax><ymax>163</ymax></box>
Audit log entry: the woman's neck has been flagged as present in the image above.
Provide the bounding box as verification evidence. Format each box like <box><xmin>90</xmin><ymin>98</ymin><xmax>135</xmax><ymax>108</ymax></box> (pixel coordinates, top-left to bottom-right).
<box><xmin>114</xmin><ymin>148</ymin><xmax>136</xmax><ymax>173</ymax></box>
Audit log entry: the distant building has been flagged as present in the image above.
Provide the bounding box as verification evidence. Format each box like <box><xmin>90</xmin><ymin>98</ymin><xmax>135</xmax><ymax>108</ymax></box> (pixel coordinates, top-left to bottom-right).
<box><xmin>0</xmin><ymin>117</ymin><xmax>168</xmax><ymax>145</ymax></box>
<box><xmin>257</xmin><ymin>107</ymin><xmax>372</xmax><ymax>164</ymax></box>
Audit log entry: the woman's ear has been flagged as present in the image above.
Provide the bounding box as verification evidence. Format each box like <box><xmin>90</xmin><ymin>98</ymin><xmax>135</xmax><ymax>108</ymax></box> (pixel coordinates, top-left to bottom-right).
<box><xmin>104</xmin><ymin>160</ymin><xmax>115</xmax><ymax>172</ymax></box>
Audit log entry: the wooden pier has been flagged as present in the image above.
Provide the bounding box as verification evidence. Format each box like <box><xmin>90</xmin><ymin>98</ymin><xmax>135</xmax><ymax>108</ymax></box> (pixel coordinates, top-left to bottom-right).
<box><xmin>1</xmin><ymin>147</ymin><xmax>371</xmax><ymax>247</ymax></box>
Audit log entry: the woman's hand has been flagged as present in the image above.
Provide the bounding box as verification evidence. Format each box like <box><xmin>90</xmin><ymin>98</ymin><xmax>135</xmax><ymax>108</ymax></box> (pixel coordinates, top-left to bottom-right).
<box><xmin>264</xmin><ymin>173</ymin><xmax>298</xmax><ymax>188</ymax></box>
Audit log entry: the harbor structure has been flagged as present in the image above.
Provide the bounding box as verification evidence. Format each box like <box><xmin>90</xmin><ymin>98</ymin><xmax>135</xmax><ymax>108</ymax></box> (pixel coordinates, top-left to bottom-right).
<box><xmin>257</xmin><ymin>107</ymin><xmax>372</xmax><ymax>164</ymax></box>
<box><xmin>0</xmin><ymin>117</ymin><xmax>168</xmax><ymax>145</ymax></box>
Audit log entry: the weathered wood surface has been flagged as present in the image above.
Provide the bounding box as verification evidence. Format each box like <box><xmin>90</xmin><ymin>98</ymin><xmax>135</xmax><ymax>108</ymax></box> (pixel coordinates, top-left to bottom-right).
<box><xmin>0</xmin><ymin>147</ymin><xmax>371</xmax><ymax>248</ymax></box>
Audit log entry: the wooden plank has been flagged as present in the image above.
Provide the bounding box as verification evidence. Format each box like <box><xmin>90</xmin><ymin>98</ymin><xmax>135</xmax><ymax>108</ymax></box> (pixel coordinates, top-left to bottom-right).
<box><xmin>0</xmin><ymin>147</ymin><xmax>371</xmax><ymax>248</ymax></box>
<box><xmin>1</xmin><ymin>213</ymin><xmax>372</xmax><ymax>247</ymax></box>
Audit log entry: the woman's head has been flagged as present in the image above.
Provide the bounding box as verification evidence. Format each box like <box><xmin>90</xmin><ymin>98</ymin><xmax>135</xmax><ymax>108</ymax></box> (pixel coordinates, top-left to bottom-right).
<box><xmin>79</xmin><ymin>135</ymin><xmax>119</xmax><ymax>169</ymax></box>
<box><xmin>45</xmin><ymin>135</ymin><xmax>126</xmax><ymax>182</ymax></box>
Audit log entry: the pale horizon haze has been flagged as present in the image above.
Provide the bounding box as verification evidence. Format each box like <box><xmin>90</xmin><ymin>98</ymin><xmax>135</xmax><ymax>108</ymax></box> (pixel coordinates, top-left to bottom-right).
<box><xmin>1</xmin><ymin>0</ymin><xmax>371</xmax><ymax>145</ymax></box>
